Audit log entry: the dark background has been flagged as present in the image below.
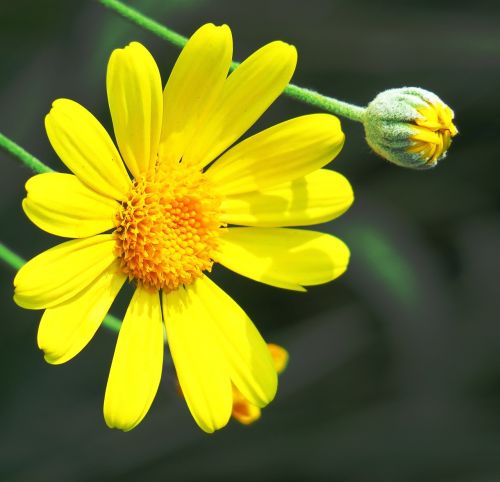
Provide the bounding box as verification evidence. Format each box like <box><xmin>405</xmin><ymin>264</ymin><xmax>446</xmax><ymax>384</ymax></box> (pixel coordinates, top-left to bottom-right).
<box><xmin>1</xmin><ymin>1</ymin><xmax>499</xmax><ymax>481</ymax></box>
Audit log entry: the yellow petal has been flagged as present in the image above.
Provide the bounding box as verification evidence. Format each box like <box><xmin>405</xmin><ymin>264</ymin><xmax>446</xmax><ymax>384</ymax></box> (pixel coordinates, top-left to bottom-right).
<box><xmin>23</xmin><ymin>173</ymin><xmax>119</xmax><ymax>238</ymax></box>
<box><xmin>38</xmin><ymin>262</ymin><xmax>126</xmax><ymax>365</ymax></box>
<box><xmin>14</xmin><ymin>234</ymin><xmax>116</xmax><ymax>310</ymax></box>
<box><xmin>207</xmin><ymin>114</ymin><xmax>344</xmax><ymax>196</ymax></box>
<box><xmin>268</xmin><ymin>343</ymin><xmax>289</xmax><ymax>374</ymax></box>
<box><xmin>163</xmin><ymin>285</ymin><xmax>232</xmax><ymax>433</ymax></box>
<box><xmin>160</xmin><ymin>24</ymin><xmax>232</xmax><ymax>167</ymax></box>
<box><xmin>183</xmin><ymin>40</ymin><xmax>297</xmax><ymax>168</ymax></box>
<box><xmin>45</xmin><ymin>99</ymin><xmax>131</xmax><ymax>200</ymax></box>
<box><xmin>104</xmin><ymin>285</ymin><xmax>163</xmax><ymax>432</ymax></box>
<box><xmin>217</xmin><ymin>228</ymin><xmax>350</xmax><ymax>291</ymax></box>
<box><xmin>107</xmin><ymin>42</ymin><xmax>163</xmax><ymax>179</ymax></box>
<box><xmin>232</xmin><ymin>386</ymin><xmax>262</xmax><ymax>425</ymax></box>
<box><xmin>220</xmin><ymin>169</ymin><xmax>353</xmax><ymax>227</ymax></box>
<box><xmin>194</xmin><ymin>276</ymin><xmax>277</xmax><ymax>407</ymax></box>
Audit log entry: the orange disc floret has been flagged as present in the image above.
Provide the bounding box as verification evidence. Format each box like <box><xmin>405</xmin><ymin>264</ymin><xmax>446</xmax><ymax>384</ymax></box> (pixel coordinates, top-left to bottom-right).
<box><xmin>114</xmin><ymin>165</ymin><xmax>222</xmax><ymax>292</ymax></box>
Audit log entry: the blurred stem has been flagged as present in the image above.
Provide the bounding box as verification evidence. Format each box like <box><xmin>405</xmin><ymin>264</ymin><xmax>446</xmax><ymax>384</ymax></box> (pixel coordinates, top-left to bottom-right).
<box><xmin>0</xmin><ymin>242</ymin><xmax>121</xmax><ymax>333</ymax></box>
<box><xmin>0</xmin><ymin>132</ymin><xmax>52</xmax><ymax>174</ymax></box>
<box><xmin>0</xmin><ymin>243</ymin><xmax>24</xmax><ymax>271</ymax></box>
<box><xmin>97</xmin><ymin>0</ymin><xmax>366</xmax><ymax>122</ymax></box>
<box><xmin>344</xmin><ymin>225</ymin><xmax>418</xmax><ymax>308</ymax></box>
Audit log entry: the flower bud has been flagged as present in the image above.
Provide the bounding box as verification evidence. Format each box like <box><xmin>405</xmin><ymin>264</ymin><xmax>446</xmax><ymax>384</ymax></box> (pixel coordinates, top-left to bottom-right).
<box><xmin>175</xmin><ymin>343</ymin><xmax>289</xmax><ymax>426</ymax></box>
<box><xmin>363</xmin><ymin>87</ymin><xmax>458</xmax><ymax>169</ymax></box>
<box><xmin>232</xmin><ymin>344</ymin><xmax>289</xmax><ymax>426</ymax></box>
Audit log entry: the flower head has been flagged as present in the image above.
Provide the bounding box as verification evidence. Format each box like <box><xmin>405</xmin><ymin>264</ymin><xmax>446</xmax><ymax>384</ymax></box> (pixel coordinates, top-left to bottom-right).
<box><xmin>14</xmin><ymin>24</ymin><xmax>353</xmax><ymax>433</ymax></box>
<box><xmin>364</xmin><ymin>87</ymin><xmax>458</xmax><ymax>169</ymax></box>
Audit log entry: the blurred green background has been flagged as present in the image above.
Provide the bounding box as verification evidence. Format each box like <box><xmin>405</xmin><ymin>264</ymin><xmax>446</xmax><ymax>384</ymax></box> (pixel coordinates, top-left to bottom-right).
<box><xmin>1</xmin><ymin>1</ymin><xmax>499</xmax><ymax>481</ymax></box>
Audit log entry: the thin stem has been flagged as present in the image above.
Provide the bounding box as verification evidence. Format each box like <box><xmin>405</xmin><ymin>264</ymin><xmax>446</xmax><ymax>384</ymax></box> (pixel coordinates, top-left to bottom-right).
<box><xmin>0</xmin><ymin>132</ymin><xmax>52</xmax><ymax>174</ymax></box>
<box><xmin>99</xmin><ymin>0</ymin><xmax>188</xmax><ymax>49</ymax></box>
<box><xmin>0</xmin><ymin>243</ymin><xmax>25</xmax><ymax>271</ymax></box>
<box><xmin>97</xmin><ymin>0</ymin><xmax>366</xmax><ymax>123</ymax></box>
<box><xmin>102</xmin><ymin>313</ymin><xmax>122</xmax><ymax>332</ymax></box>
<box><xmin>284</xmin><ymin>84</ymin><xmax>365</xmax><ymax>122</ymax></box>
<box><xmin>0</xmin><ymin>242</ymin><xmax>121</xmax><ymax>333</ymax></box>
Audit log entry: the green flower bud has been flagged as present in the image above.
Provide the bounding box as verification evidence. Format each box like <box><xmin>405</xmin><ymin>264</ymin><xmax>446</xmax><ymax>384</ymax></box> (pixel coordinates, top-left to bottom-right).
<box><xmin>363</xmin><ymin>87</ymin><xmax>458</xmax><ymax>169</ymax></box>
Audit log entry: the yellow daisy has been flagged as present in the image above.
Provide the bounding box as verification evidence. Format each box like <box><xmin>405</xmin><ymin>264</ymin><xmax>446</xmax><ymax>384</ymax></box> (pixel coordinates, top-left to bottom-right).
<box><xmin>13</xmin><ymin>24</ymin><xmax>353</xmax><ymax>433</ymax></box>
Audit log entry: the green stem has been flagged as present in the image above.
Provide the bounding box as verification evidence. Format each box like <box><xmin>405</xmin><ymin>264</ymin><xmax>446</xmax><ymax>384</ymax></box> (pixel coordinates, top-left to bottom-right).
<box><xmin>102</xmin><ymin>313</ymin><xmax>122</xmax><ymax>332</ymax></box>
<box><xmin>0</xmin><ymin>242</ymin><xmax>121</xmax><ymax>333</ymax></box>
<box><xmin>0</xmin><ymin>243</ymin><xmax>25</xmax><ymax>271</ymax></box>
<box><xmin>284</xmin><ymin>84</ymin><xmax>365</xmax><ymax>122</ymax></box>
<box><xmin>99</xmin><ymin>0</ymin><xmax>188</xmax><ymax>49</ymax></box>
<box><xmin>97</xmin><ymin>0</ymin><xmax>366</xmax><ymax>123</ymax></box>
<box><xmin>0</xmin><ymin>132</ymin><xmax>52</xmax><ymax>174</ymax></box>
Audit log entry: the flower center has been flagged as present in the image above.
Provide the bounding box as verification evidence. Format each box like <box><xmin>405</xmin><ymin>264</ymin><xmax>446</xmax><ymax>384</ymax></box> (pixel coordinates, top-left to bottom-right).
<box><xmin>407</xmin><ymin>103</ymin><xmax>458</xmax><ymax>165</ymax></box>
<box><xmin>114</xmin><ymin>164</ymin><xmax>222</xmax><ymax>292</ymax></box>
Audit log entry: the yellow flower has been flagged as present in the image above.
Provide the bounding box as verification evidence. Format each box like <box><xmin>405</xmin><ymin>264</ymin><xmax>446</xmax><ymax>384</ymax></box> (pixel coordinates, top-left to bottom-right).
<box><xmin>13</xmin><ymin>24</ymin><xmax>353</xmax><ymax>433</ymax></box>
<box><xmin>232</xmin><ymin>343</ymin><xmax>289</xmax><ymax>425</ymax></box>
